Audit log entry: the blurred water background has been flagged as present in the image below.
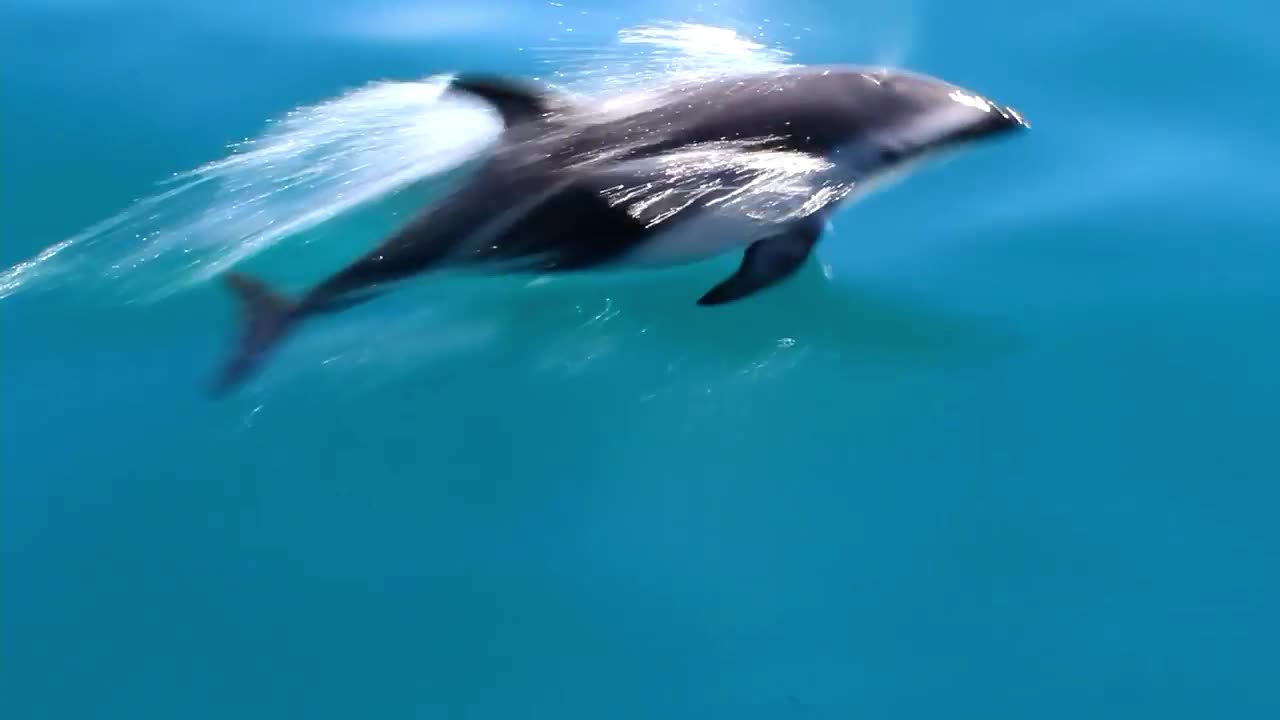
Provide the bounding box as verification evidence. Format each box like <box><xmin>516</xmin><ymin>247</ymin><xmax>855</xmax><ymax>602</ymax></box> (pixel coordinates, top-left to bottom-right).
<box><xmin>2</xmin><ymin>0</ymin><xmax>1278</xmax><ymax>717</ymax></box>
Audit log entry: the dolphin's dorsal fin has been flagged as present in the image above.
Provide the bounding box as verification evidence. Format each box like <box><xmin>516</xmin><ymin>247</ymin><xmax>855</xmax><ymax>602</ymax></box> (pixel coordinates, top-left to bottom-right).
<box><xmin>448</xmin><ymin>74</ymin><xmax>568</xmax><ymax>127</ymax></box>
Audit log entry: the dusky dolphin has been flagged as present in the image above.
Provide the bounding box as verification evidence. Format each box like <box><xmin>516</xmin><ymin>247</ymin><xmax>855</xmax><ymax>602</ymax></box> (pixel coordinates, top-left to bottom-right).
<box><xmin>214</xmin><ymin>65</ymin><xmax>1029</xmax><ymax>393</ymax></box>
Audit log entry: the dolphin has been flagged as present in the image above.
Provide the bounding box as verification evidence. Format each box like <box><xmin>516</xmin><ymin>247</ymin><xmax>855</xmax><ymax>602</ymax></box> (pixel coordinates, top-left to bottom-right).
<box><xmin>213</xmin><ymin>65</ymin><xmax>1029</xmax><ymax>393</ymax></box>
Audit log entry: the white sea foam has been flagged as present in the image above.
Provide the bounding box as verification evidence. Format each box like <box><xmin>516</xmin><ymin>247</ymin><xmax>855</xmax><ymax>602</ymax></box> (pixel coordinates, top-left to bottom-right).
<box><xmin>1</xmin><ymin>76</ymin><xmax>503</xmax><ymax>300</ymax></box>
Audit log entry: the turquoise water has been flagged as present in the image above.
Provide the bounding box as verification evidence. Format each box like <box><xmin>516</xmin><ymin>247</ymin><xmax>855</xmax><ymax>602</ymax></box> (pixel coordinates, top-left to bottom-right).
<box><xmin>3</xmin><ymin>0</ymin><xmax>1278</xmax><ymax>716</ymax></box>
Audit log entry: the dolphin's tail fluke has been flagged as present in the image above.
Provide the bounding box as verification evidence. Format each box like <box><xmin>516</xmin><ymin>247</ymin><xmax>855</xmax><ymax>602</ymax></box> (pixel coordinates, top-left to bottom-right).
<box><xmin>213</xmin><ymin>272</ymin><xmax>300</xmax><ymax>396</ymax></box>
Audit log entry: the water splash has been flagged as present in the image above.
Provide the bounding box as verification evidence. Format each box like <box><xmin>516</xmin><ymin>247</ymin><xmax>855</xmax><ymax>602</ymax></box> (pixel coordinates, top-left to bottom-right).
<box><xmin>596</xmin><ymin>138</ymin><xmax>851</xmax><ymax>228</ymax></box>
<box><xmin>536</xmin><ymin>20</ymin><xmax>796</xmax><ymax>104</ymax></box>
<box><xmin>1</xmin><ymin>76</ymin><xmax>504</xmax><ymax>301</ymax></box>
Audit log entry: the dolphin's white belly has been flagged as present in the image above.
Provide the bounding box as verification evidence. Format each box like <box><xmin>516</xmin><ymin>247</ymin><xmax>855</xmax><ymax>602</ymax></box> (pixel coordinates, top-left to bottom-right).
<box><xmin>619</xmin><ymin>209</ymin><xmax>774</xmax><ymax>268</ymax></box>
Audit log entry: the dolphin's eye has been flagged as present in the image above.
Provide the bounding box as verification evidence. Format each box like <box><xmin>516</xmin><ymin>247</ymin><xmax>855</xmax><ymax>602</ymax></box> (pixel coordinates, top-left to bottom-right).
<box><xmin>879</xmin><ymin>147</ymin><xmax>905</xmax><ymax>163</ymax></box>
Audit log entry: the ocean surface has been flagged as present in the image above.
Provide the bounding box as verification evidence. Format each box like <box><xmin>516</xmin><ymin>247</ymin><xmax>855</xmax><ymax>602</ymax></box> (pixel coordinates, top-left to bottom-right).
<box><xmin>2</xmin><ymin>1</ymin><xmax>1278</xmax><ymax>717</ymax></box>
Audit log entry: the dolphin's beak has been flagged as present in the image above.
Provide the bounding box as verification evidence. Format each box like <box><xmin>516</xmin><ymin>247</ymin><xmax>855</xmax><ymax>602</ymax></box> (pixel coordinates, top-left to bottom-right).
<box><xmin>950</xmin><ymin>101</ymin><xmax>1030</xmax><ymax>146</ymax></box>
<box><xmin>976</xmin><ymin>103</ymin><xmax>1030</xmax><ymax>137</ymax></box>
<box><xmin>998</xmin><ymin>104</ymin><xmax>1031</xmax><ymax>131</ymax></box>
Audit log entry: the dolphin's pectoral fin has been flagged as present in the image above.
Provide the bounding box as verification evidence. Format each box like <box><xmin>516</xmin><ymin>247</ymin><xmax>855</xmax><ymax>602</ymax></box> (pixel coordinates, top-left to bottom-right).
<box><xmin>697</xmin><ymin>219</ymin><xmax>824</xmax><ymax>306</ymax></box>
<box><xmin>448</xmin><ymin>74</ymin><xmax>569</xmax><ymax>126</ymax></box>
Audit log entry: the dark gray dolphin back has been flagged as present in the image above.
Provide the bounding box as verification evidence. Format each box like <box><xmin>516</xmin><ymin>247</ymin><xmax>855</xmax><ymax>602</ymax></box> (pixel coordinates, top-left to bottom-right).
<box><xmin>519</xmin><ymin>65</ymin><xmax>1021</xmax><ymax>167</ymax></box>
<box><xmin>528</xmin><ymin>68</ymin><xmax>927</xmax><ymax>159</ymax></box>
